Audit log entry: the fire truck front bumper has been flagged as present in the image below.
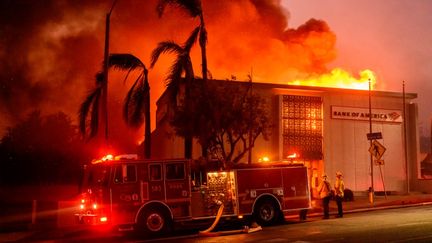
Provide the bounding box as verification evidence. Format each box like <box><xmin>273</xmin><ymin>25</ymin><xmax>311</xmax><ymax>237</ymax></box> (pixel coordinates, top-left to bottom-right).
<box><xmin>75</xmin><ymin>213</ymin><xmax>107</xmax><ymax>225</ymax></box>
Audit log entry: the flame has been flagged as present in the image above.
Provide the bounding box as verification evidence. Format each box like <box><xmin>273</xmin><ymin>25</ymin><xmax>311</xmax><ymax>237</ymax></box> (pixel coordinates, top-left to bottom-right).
<box><xmin>289</xmin><ymin>68</ymin><xmax>377</xmax><ymax>90</ymax></box>
<box><xmin>287</xmin><ymin>152</ymin><xmax>298</xmax><ymax>159</ymax></box>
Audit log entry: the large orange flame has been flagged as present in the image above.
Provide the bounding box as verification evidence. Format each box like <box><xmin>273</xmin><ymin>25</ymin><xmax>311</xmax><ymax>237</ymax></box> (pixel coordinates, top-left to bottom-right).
<box><xmin>288</xmin><ymin>68</ymin><xmax>376</xmax><ymax>90</ymax></box>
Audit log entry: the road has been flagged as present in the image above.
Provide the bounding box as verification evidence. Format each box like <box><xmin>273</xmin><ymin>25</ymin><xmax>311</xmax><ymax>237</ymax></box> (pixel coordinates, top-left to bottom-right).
<box><xmin>21</xmin><ymin>205</ymin><xmax>432</xmax><ymax>242</ymax></box>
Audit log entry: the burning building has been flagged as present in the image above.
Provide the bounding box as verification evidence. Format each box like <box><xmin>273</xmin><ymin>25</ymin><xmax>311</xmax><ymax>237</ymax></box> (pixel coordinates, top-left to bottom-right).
<box><xmin>151</xmin><ymin>79</ymin><xmax>423</xmax><ymax>195</ymax></box>
<box><xmin>3</xmin><ymin>0</ymin><xmax>430</xmax><ymax>195</ymax></box>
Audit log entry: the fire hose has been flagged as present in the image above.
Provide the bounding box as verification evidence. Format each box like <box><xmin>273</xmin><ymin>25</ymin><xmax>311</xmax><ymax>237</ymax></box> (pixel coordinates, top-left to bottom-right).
<box><xmin>198</xmin><ymin>204</ymin><xmax>262</xmax><ymax>237</ymax></box>
<box><xmin>199</xmin><ymin>204</ymin><xmax>224</xmax><ymax>234</ymax></box>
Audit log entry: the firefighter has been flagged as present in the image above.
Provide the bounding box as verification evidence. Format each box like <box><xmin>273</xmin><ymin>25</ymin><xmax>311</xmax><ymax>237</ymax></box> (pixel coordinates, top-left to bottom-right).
<box><xmin>317</xmin><ymin>173</ymin><xmax>331</xmax><ymax>219</ymax></box>
<box><xmin>334</xmin><ymin>171</ymin><xmax>345</xmax><ymax>218</ymax></box>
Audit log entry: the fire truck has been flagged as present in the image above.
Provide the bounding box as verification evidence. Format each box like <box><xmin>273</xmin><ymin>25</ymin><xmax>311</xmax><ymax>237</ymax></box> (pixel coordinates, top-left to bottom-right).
<box><xmin>75</xmin><ymin>154</ymin><xmax>311</xmax><ymax>235</ymax></box>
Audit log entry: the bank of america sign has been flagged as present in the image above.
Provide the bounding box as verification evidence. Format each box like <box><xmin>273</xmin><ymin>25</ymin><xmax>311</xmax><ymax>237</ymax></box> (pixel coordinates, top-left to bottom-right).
<box><xmin>331</xmin><ymin>106</ymin><xmax>403</xmax><ymax>123</ymax></box>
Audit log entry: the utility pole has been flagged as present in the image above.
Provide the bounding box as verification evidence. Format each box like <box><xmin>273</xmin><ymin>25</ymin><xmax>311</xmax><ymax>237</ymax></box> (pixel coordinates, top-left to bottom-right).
<box><xmin>102</xmin><ymin>0</ymin><xmax>118</xmax><ymax>145</ymax></box>
<box><xmin>368</xmin><ymin>79</ymin><xmax>374</xmax><ymax>204</ymax></box>
<box><xmin>403</xmin><ymin>81</ymin><xmax>410</xmax><ymax>194</ymax></box>
<box><xmin>248</xmin><ymin>69</ymin><xmax>253</xmax><ymax>165</ymax></box>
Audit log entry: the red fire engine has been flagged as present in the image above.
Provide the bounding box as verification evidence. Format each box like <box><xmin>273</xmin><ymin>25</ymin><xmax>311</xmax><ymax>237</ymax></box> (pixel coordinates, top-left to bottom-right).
<box><xmin>75</xmin><ymin>154</ymin><xmax>311</xmax><ymax>235</ymax></box>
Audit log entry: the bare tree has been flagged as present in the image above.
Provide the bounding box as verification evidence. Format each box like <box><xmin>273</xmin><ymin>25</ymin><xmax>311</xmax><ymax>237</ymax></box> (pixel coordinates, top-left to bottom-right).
<box><xmin>171</xmin><ymin>81</ymin><xmax>272</xmax><ymax>166</ymax></box>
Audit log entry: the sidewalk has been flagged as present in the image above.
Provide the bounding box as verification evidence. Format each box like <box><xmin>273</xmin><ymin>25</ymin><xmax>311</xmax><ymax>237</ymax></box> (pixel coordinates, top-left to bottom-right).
<box><xmin>297</xmin><ymin>192</ymin><xmax>432</xmax><ymax>219</ymax></box>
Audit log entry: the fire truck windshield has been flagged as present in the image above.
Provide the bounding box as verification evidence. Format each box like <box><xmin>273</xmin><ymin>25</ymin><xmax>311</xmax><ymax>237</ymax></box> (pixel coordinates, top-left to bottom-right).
<box><xmin>82</xmin><ymin>164</ymin><xmax>109</xmax><ymax>190</ymax></box>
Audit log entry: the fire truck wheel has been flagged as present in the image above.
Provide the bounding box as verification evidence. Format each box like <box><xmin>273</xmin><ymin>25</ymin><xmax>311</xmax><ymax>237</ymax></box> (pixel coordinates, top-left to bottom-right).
<box><xmin>137</xmin><ymin>208</ymin><xmax>171</xmax><ymax>236</ymax></box>
<box><xmin>254</xmin><ymin>199</ymin><xmax>280</xmax><ymax>226</ymax></box>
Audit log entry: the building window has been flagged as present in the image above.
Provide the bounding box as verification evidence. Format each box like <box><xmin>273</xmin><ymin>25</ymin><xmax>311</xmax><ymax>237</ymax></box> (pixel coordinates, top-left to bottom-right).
<box><xmin>282</xmin><ymin>95</ymin><xmax>323</xmax><ymax>160</ymax></box>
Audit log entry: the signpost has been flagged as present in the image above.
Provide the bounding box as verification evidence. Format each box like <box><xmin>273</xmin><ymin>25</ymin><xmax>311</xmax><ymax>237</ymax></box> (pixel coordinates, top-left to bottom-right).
<box><xmin>368</xmin><ymin>139</ymin><xmax>387</xmax><ymax>199</ymax></box>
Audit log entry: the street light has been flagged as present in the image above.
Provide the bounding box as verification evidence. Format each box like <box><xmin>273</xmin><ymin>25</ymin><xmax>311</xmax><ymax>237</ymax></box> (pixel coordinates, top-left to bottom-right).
<box><xmin>102</xmin><ymin>0</ymin><xmax>118</xmax><ymax>144</ymax></box>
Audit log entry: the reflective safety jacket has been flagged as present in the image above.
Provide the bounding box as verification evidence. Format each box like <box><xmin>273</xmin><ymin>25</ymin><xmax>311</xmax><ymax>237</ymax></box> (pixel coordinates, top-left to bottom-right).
<box><xmin>318</xmin><ymin>179</ymin><xmax>332</xmax><ymax>199</ymax></box>
<box><xmin>334</xmin><ymin>178</ymin><xmax>345</xmax><ymax>197</ymax></box>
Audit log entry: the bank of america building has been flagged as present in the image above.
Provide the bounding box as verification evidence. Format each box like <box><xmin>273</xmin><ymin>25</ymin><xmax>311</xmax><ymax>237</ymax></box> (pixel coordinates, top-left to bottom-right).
<box><xmin>152</xmin><ymin>80</ymin><xmax>432</xmax><ymax>195</ymax></box>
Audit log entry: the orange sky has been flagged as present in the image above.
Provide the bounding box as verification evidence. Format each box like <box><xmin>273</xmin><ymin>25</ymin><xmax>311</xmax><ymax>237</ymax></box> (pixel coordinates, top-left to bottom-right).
<box><xmin>286</xmin><ymin>0</ymin><xmax>432</xmax><ymax>133</ymax></box>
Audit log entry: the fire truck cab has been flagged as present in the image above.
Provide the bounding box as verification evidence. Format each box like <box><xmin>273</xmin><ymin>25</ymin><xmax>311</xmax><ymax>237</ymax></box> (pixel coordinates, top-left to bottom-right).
<box><xmin>75</xmin><ymin>155</ymin><xmax>311</xmax><ymax>235</ymax></box>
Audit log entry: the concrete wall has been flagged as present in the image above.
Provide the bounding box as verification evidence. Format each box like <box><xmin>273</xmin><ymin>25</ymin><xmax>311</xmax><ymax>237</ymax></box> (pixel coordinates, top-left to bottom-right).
<box><xmin>409</xmin><ymin>103</ymin><xmax>432</xmax><ymax>193</ymax></box>
<box><xmin>323</xmin><ymin>92</ymin><xmax>407</xmax><ymax>192</ymax></box>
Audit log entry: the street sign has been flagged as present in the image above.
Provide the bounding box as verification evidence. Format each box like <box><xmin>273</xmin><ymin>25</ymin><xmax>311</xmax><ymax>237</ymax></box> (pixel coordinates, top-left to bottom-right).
<box><xmin>368</xmin><ymin>140</ymin><xmax>386</xmax><ymax>160</ymax></box>
<box><xmin>367</xmin><ymin>132</ymin><xmax>382</xmax><ymax>140</ymax></box>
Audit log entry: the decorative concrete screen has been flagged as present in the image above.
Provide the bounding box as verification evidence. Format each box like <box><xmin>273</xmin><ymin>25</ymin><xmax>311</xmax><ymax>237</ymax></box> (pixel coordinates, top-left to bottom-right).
<box><xmin>282</xmin><ymin>95</ymin><xmax>323</xmax><ymax>160</ymax></box>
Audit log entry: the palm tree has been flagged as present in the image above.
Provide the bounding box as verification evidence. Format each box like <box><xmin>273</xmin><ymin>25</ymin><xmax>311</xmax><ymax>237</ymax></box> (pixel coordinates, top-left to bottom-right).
<box><xmin>157</xmin><ymin>0</ymin><xmax>208</xmax><ymax>81</ymax></box>
<box><xmin>108</xmin><ymin>53</ymin><xmax>151</xmax><ymax>158</ymax></box>
<box><xmin>79</xmin><ymin>72</ymin><xmax>104</xmax><ymax>140</ymax></box>
<box><xmin>151</xmin><ymin>38</ymin><xmax>195</xmax><ymax>158</ymax></box>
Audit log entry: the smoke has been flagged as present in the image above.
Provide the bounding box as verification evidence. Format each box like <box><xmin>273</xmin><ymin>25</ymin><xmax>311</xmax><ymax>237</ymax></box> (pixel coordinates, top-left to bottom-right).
<box><xmin>0</xmin><ymin>0</ymin><xmax>105</xmax><ymax>133</ymax></box>
<box><xmin>0</xmin><ymin>0</ymin><xmax>336</xmax><ymax>147</ymax></box>
<box><xmin>201</xmin><ymin>0</ymin><xmax>336</xmax><ymax>82</ymax></box>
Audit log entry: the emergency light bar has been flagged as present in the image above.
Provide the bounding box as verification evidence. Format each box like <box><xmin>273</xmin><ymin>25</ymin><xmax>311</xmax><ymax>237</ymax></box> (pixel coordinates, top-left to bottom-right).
<box><xmin>115</xmin><ymin>154</ymin><xmax>138</xmax><ymax>160</ymax></box>
<box><xmin>91</xmin><ymin>154</ymin><xmax>138</xmax><ymax>164</ymax></box>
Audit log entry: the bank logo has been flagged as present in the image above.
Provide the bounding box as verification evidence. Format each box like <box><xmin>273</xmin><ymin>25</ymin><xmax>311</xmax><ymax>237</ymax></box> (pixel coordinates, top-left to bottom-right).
<box><xmin>388</xmin><ymin>112</ymin><xmax>401</xmax><ymax>121</ymax></box>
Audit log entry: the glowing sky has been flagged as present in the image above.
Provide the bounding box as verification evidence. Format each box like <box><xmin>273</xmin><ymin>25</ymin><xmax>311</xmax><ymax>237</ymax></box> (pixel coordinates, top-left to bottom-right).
<box><xmin>285</xmin><ymin>0</ymin><xmax>432</xmax><ymax>133</ymax></box>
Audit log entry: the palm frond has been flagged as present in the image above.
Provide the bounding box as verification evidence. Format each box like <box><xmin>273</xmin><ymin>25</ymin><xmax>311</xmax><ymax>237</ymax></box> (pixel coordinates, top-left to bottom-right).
<box><xmin>156</xmin><ymin>0</ymin><xmax>173</xmax><ymax>17</ymax></box>
<box><xmin>166</xmin><ymin>56</ymin><xmax>184</xmax><ymax>86</ymax></box>
<box><xmin>165</xmin><ymin>56</ymin><xmax>185</xmax><ymax>105</ymax></box>
<box><xmin>165</xmin><ymin>53</ymin><xmax>195</xmax><ymax>106</ymax></box>
<box><xmin>109</xmin><ymin>53</ymin><xmax>144</xmax><ymax>71</ymax></box>
<box><xmin>109</xmin><ymin>53</ymin><xmax>146</xmax><ymax>84</ymax></box>
<box><xmin>183</xmin><ymin>26</ymin><xmax>200</xmax><ymax>52</ymax></box>
<box><xmin>157</xmin><ymin>0</ymin><xmax>202</xmax><ymax>18</ymax></box>
<box><xmin>89</xmin><ymin>91</ymin><xmax>101</xmax><ymax>138</ymax></box>
<box><xmin>123</xmin><ymin>73</ymin><xmax>143</xmax><ymax>125</ymax></box>
<box><xmin>123</xmin><ymin>78</ymin><xmax>150</xmax><ymax>128</ymax></box>
<box><xmin>78</xmin><ymin>87</ymin><xmax>102</xmax><ymax>138</ymax></box>
<box><xmin>130</xmin><ymin>82</ymin><xmax>147</xmax><ymax>126</ymax></box>
<box><xmin>150</xmin><ymin>41</ymin><xmax>183</xmax><ymax>68</ymax></box>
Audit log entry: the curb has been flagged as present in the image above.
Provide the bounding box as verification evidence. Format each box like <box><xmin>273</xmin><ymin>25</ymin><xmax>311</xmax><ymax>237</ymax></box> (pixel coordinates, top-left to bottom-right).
<box><xmin>345</xmin><ymin>201</ymin><xmax>432</xmax><ymax>214</ymax></box>
<box><xmin>286</xmin><ymin>201</ymin><xmax>432</xmax><ymax>220</ymax></box>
